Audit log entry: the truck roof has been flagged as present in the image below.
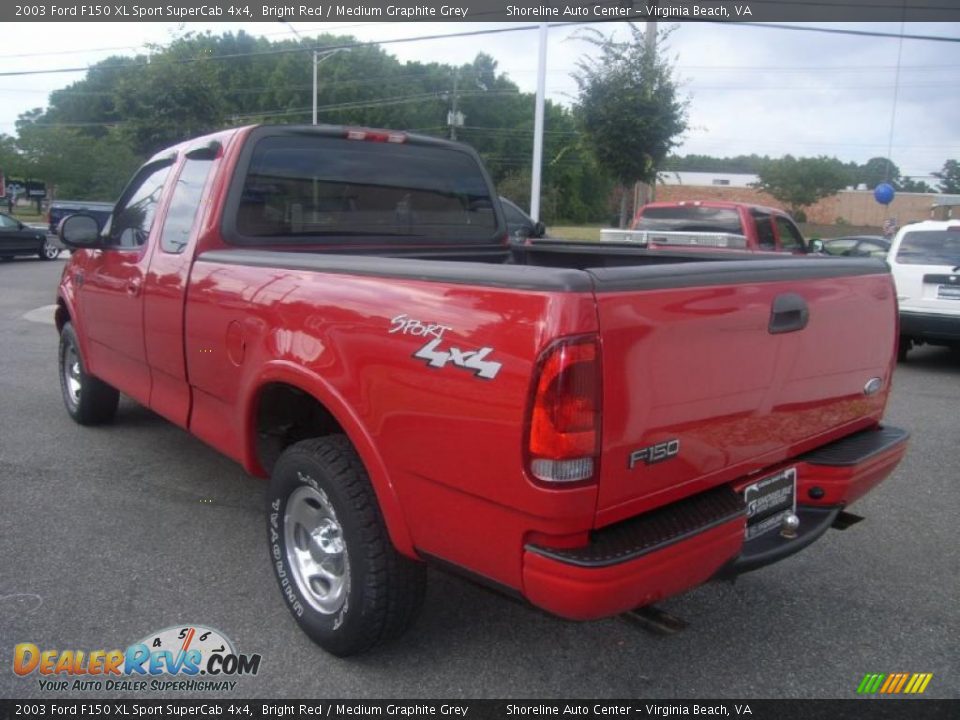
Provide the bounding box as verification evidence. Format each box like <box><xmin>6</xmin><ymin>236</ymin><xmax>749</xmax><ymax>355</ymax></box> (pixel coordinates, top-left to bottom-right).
<box><xmin>145</xmin><ymin>124</ymin><xmax>469</xmax><ymax>165</ymax></box>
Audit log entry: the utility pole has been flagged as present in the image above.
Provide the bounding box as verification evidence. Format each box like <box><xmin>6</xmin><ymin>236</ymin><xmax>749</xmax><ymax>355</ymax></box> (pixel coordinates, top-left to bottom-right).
<box><xmin>280</xmin><ymin>21</ymin><xmax>316</xmax><ymax>125</ymax></box>
<box><xmin>530</xmin><ymin>23</ymin><xmax>548</xmax><ymax>222</ymax></box>
<box><xmin>639</xmin><ymin>13</ymin><xmax>658</xmax><ymax>209</ymax></box>
<box><xmin>448</xmin><ymin>70</ymin><xmax>463</xmax><ymax>140</ymax></box>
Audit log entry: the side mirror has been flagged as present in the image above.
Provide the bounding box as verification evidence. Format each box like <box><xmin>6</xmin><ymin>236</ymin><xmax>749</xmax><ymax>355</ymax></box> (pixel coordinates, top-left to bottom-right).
<box><xmin>533</xmin><ymin>221</ymin><xmax>546</xmax><ymax>238</ymax></box>
<box><xmin>59</xmin><ymin>214</ymin><xmax>102</xmax><ymax>249</ymax></box>
<box><xmin>808</xmin><ymin>238</ymin><xmax>824</xmax><ymax>254</ymax></box>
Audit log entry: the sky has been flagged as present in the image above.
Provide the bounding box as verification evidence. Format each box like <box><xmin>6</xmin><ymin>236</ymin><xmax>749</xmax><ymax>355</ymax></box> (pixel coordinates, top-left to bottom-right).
<box><xmin>1</xmin><ymin>20</ymin><xmax>958</xmax><ymax>180</ymax></box>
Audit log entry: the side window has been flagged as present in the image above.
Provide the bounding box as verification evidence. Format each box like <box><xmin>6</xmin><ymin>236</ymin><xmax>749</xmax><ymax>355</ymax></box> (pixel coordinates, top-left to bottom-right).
<box><xmin>775</xmin><ymin>216</ymin><xmax>805</xmax><ymax>252</ymax></box>
<box><xmin>110</xmin><ymin>162</ymin><xmax>172</xmax><ymax>249</ymax></box>
<box><xmin>501</xmin><ymin>201</ymin><xmax>527</xmax><ymax>226</ymax></box>
<box><xmin>161</xmin><ymin>158</ymin><xmax>215</xmax><ymax>254</ymax></box>
<box><xmin>753</xmin><ymin>213</ymin><xmax>776</xmax><ymax>250</ymax></box>
<box><xmin>0</xmin><ymin>214</ymin><xmax>18</xmax><ymax>229</ymax></box>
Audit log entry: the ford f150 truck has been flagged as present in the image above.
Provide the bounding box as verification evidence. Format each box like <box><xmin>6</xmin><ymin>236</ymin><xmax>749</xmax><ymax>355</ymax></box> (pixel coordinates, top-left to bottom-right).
<box><xmin>56</xmin><ymin>125</ymin><xmax>908</xmax><ymax>656</ymax></box>
<box><xmin>601</xmin><ymin>201</ymin><xmax>814</xmax><ymax>253</ymax></box>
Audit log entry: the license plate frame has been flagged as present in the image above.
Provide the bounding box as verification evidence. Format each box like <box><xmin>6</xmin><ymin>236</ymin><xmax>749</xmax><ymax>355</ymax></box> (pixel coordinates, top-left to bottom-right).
<box><xmin>743</xmin><ymin>467</ymin><xmax>797</xmax><ymax>540</ymax></box>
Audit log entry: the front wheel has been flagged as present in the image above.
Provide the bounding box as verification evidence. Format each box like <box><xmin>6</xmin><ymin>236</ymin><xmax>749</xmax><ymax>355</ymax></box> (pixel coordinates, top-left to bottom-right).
<box><xmin>59</xmin><ymin>322</ymin><xmax>119</xmax><ymax>425</ymax></box>
<box><xmin>39</xmin><ymin>237</ymin><xmax>61</xmax><ymax>260</ymax></box>
<box><xmin>266</xmin><ymin>436</ymin><xmax>426</xmax><ymax>656</ymax></box>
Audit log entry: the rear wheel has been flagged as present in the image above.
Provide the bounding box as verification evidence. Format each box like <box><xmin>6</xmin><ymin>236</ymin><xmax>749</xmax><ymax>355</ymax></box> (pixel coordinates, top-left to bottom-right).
<box><xmin>266</xmin><ymin>435</ymin><xmax>426</xmax><ymax>656</ymax></box>
<box><xmin>39</xmin><ymin>238</ymin><xmax>61</xmax><ymax>260</ymax></box>
<box><xmin>59</xmin><ymin>322</ymin><xmax>119</xmax><ymax>425</ymax></box>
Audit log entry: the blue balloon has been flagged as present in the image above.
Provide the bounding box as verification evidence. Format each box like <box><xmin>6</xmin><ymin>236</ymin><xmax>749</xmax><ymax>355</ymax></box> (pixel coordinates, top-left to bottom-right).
<box><xmin>874</xmin><ymin>183</ymin><xmax>895</xmax><ymax>205</ymax></box>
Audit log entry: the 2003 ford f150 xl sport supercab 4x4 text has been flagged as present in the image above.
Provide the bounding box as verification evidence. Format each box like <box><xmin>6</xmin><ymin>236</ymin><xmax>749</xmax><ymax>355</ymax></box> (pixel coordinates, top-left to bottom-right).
<box><xmin>55</xmin><ymin>125</ymin><xmax>909</xmax><ymax>656</ymax></box>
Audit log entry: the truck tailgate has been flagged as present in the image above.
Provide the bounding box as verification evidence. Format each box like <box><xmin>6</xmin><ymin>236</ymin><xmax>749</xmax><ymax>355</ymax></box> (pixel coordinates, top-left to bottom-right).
<box><xmin>588</xmin><ymin>258</ymin><xmax>896</xmax><ymax>526</ymax></box>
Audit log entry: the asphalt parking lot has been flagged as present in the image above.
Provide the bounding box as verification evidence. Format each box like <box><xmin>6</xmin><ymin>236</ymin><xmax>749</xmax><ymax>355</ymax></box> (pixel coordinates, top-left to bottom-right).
<box><xmin>0</xmin><ymin>257</ymin><xmax>957</xmax><ymax>700</ymax></box>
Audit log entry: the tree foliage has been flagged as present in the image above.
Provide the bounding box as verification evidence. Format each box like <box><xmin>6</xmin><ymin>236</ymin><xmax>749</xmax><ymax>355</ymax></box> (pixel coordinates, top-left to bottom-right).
<box><xmin>900</xmin><ymin>177</ymin><xmax>935</xmax><ymax>193</ymax></box>
<box><xmin>852</xmin><ymin>156</ymin><xmax>901</xmax><ymax>190</ymax></box>
<box><xmin>573</xmin><ymin>24</ymin><xmax>688</xmax><ymax>224</ymax></box>
<box><xmin>753</xmin><ymin>155</ymin><xmax>850</xmax><ymax>214</ymax></box>
<box><xmin>933</xmin><ymin>160</ymin><xmax>960</xmax><ymax>194</ymax></box>
<box><xmin>664</xmin><ymin>153</ymin><xmax>769</xmax><ymax>174</ymax></box>
<box><xmin>4</xmin><ymin>30</ymin><xmax>614</xmax><ymax>222</ymax></box>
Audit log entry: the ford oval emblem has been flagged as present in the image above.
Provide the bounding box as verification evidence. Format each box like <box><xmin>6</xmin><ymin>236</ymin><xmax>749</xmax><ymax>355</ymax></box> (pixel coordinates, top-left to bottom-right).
<box><xmin>864</xmin><ymin>377</ymin><xmax>883</xmax><ymax>396</ymax></box>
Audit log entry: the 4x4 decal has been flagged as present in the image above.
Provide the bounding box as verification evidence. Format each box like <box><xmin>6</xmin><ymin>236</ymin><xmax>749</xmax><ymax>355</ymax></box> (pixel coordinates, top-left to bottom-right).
<box><xmin>413</xmin><ymin>338</ymin><xmax>502</xmax><ymax>380</ymax></box>
<box><xmin>389</xmin><ymin>313</ymin><xmax>503</xmax><ymax>380</ymax></box>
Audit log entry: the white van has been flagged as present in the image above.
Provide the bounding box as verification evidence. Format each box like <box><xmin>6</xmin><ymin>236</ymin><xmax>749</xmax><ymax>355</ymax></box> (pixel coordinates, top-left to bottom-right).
<box><xmin>888</xmin><ymin>220</ymin><xmax>960</xmax><ymax>360</ymax></box>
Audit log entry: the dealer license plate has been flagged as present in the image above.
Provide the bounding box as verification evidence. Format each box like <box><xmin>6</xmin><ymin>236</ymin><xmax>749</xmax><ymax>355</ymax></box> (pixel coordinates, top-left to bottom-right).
<box><xmin>743</xmin><ymin>467</ymin><xmax>796</xmax><ymax>540</ymax></box>
<box><xmin>937</xmin><ymin>285</ymin><xmax>960</xmax><ymax>300</ymax></box>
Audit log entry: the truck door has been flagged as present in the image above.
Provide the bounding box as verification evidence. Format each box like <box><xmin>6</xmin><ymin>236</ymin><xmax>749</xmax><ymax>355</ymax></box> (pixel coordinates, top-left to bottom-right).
<box><xmin>77</xmin><ymin>159</ymin><xmax>174</xmax><ymax>405</ymax></box>
<box><xmin>143</xmin><ymin>150</ymin><xmax>218</xmax><ymax>427</ymax></box>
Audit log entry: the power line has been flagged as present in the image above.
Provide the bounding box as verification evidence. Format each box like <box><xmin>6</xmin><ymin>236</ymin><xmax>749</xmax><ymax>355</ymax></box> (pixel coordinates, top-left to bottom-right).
<box><xmin>0</xmin><ymin>22</ymin><xmax>591</xmax><ymax>79</ymax></box>
<box><xmin>727</xmin><ymin>22</ymin><xmax>960</xmax><ymax>43</ymax></box>
<box><xmin>5</xmin><ymin>21</ymin><xmax>960</xmax><ymax>80</ymax></box>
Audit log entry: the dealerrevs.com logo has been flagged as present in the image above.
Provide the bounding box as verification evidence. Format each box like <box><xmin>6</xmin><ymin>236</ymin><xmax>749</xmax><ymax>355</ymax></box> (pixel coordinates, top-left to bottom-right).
<box><xmin>13</xmin><ymin>625</ymin><xmax>261</xmax><ymax>692</ymax></box>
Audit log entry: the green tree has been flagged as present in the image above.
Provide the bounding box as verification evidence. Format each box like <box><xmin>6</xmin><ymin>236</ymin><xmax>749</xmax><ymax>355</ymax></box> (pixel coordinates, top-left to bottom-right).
<box><xmin>573</xmin><ymin>25</ymin><xmax>688</xmax><ymax>226</ymax></box>
<box><xmin>753</xmin><ymin>155</ymin><xmax>850</xmax><ymax>216</ymax></box>
<box><xmin>933</xmin><ymin>160</ymin><xmax>960</xmax><ymax>194</ymax></box>
<box><xmin>900</xmin><ymin>177</ymin><xmax>934</xmax><ymax>193</ymax></box>
<box><xmin>16</xmin><ymin>113</ymin><xmax>139</xmax><ymax>200</ymax></box>
<box><xmin>855</xmin><ymin>156</ymin><xmax>901</xmax><ymax>190</ymax></box>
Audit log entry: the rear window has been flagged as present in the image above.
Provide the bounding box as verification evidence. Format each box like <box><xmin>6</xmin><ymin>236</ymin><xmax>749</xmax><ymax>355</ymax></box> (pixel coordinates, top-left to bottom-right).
<box><xmin>895</xmin><ymin>230</ymin><xmax>960</xmax><ymax>266</ymax></box>
<box><xmin>634</xmin><ymin>206</ymin><xmax>743</xmax><ymax>234</ymax></box>
<box><xmin>234</xmin><ymin>135</ymin><xmax>498</xmax><ymax>242</ymax></box>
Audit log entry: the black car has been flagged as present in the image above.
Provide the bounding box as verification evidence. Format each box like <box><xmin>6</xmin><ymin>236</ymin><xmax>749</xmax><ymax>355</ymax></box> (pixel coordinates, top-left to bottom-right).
<box><xmin>821</xmin><ymin>235</ymin><xmax>890</xmax><ymax>258</ymax></box>
<box><xmin>0</xmin><ymin>212</ymin><xmax>60</xmax><ymax>261</ymax></box>
<box><xmin>500</xmin><ymin>196</ymin><xmax>546</xmax><ymax>240</ymax></box>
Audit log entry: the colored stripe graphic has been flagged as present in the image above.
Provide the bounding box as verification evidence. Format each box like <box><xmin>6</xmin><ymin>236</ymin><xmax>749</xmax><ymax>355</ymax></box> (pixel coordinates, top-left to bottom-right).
<box><xmin>857</xmin><ymin>674</ymin><xmax>885</xmax><ymax>694</ymax></box>
<box><xmin>858</xmin><ymin>673</ymin><xmax>932</xmax><ymax>694</ymax></box>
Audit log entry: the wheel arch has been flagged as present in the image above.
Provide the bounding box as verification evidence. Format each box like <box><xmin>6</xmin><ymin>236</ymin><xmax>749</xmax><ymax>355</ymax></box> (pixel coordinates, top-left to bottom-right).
<box><xmin>244</xmin><ymin>363</ymin><xmax>416</xmax><ymax>557</ymax></box>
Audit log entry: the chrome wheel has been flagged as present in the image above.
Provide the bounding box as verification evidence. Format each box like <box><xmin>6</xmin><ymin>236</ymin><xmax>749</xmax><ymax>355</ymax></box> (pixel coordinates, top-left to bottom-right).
<box><xmin>284</xmin><ymin>484</ymin><xmax>350</xmax><ymax>615</ymax></box>
<box><xmin>42</xmin><ymin>239</ymin><xmax>60</xmax><ymax>260</ymax></box>
<box><xmin>63</xmin><ymin>343</ymin><xmax>82</xmax><ymax>408</ymax></box>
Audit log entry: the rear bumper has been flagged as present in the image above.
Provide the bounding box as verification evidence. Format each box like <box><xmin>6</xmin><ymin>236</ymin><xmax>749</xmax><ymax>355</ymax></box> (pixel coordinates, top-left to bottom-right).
<box><xmin>521</xmin><ymin>425</ymin><xmax>908</xmax><ymax>620</ymax></box>
<box><xmin>899</xmin><ymin>310</ymin><xmax>960</xmax><ymax>343</ymax></box>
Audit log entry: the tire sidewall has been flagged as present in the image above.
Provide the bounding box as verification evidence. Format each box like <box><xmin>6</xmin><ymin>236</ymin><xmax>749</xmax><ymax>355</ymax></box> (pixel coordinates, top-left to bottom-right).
<box><xmin>58</xmin><ymin>324</ymin><xmax>82</xmax><ymax>420</ymax></box>
<box><xmin>40</xmin><ymin>238</ymin><xmax>61</xmax><ymax>260</ymax></box>
<box><xmin>267</xmin><ymin>448</ymin><xmax>368</xmax><ymax>654</ymax></box>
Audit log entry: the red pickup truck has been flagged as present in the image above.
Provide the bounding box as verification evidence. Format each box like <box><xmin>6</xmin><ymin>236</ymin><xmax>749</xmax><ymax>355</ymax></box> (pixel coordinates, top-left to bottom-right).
<box><xmin>56</xmin><ymin>125</ymin><xmax>908</xmax><ymax>656</ymax></box>
<box><xmin>602</xmin><ymin>201</ymin><xmax>813</xmax><ymax>253</ymax></box>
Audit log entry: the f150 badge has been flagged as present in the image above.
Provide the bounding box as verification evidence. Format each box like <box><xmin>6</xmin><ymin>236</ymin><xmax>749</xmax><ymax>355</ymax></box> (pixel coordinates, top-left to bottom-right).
<box><xmin>628</xmin><ymin>439</ymin><xmax>680</xmax><ymax>469</ymax></box>
<box><xmin>390</xmin><ymin>314</ymin><xmax>502</xmax><ymax>380</ymax></box>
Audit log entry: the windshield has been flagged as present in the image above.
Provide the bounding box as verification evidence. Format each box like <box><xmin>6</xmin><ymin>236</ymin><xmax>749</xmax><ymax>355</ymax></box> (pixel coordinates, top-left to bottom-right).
<box><xmin>634</xmin><ymin>206</ymin><xmax>743</xmax><ymax>234</ymax></box>
<box><xmin>235</xmin><ymin>135</ymin><xmax>498</xmax><ymax>242</ymax></box>
<box><xmin>895</xmin><ymin>230</ymin><xmax>960</xmax><ymax>266</ymax></box>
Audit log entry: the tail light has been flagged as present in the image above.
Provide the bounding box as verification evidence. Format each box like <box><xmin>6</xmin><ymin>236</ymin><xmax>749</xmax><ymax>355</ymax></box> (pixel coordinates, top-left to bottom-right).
<box><xmin>525</xmin><ymin>335</ymin><xmax>601</xmax><ymax>485</ymax></box>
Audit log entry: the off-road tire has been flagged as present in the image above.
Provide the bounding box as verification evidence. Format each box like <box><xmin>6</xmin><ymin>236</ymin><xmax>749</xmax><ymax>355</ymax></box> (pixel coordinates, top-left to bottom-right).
<box><xmin>266</xmin><ymin>435</ymin><xmax>426</xmax><ymax>656</ymax></box>
<box><xmin>59</xmin><ymin>322</ymin><xmax>119</xmax><ymax>425</ymax></box>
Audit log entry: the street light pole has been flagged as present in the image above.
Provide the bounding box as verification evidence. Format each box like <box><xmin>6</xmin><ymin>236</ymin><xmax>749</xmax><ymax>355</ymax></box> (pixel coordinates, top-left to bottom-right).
<box><xmin>311</xmin><ymin>49</ymin><xmax>317</xmax><ymax>125</ymax></box>
<box><xmin>280</xmin><ymin>20</ymin><xmax>318</xmax><ymax>126</ymax></box>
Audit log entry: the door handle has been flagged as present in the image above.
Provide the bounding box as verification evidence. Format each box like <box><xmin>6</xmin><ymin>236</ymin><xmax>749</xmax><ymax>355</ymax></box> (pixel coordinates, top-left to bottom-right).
<box><xmin>127</xmin><ymin>278</ymin><xmax>142</xmax><ymax>297</ymax></box>
<box><xmin>768</xmin><ymin>293</ymin><xmax>809</xmax><ymax>334</ymax></box>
